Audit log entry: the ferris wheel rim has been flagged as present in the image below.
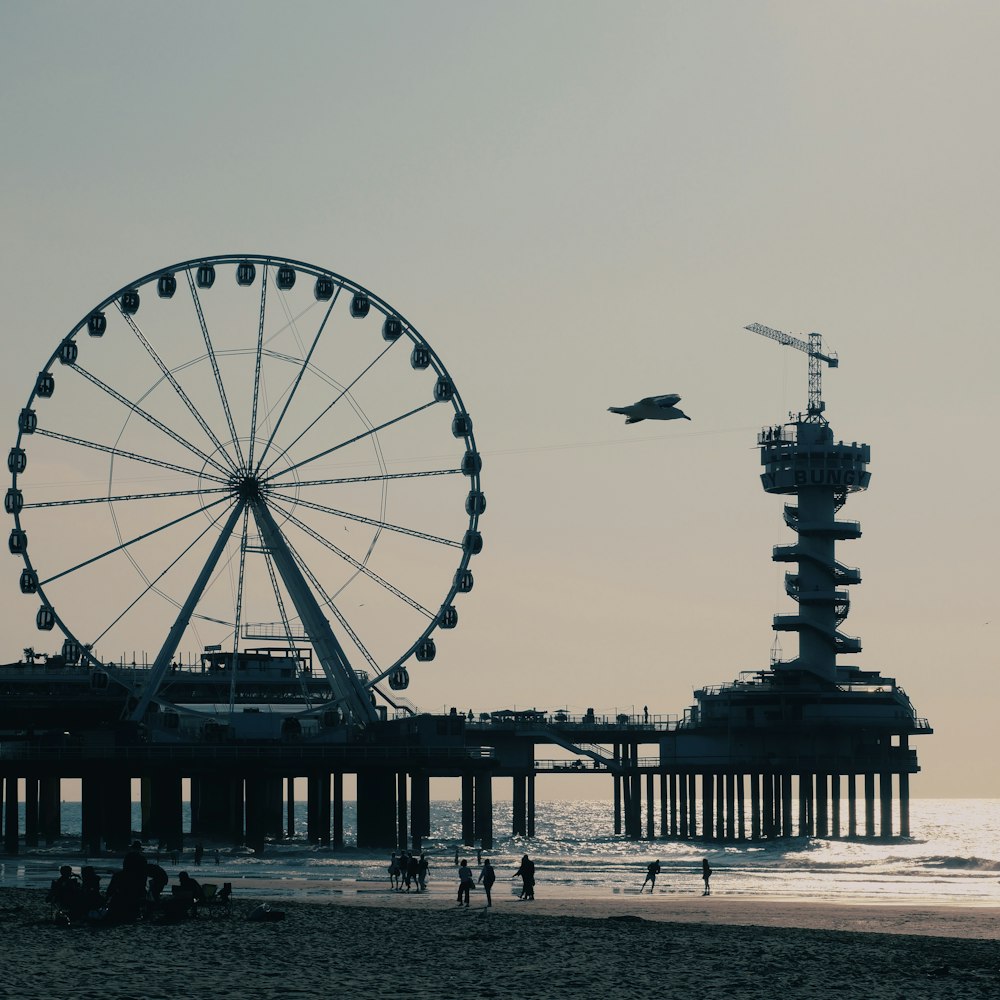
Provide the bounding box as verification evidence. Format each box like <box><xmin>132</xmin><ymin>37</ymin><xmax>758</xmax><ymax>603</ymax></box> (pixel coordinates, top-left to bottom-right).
<box><xmin>8</xmin><ymin>253</ymin><xmax>483</xmax><ymax>721</ymax></box>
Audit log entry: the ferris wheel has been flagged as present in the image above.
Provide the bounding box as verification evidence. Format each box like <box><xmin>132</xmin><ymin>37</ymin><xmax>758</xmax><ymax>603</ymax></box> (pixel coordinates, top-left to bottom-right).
<box><xmin>6</xmin><ymin>254</ymin><xmax>483</xmax><ymax>725</ymax></box>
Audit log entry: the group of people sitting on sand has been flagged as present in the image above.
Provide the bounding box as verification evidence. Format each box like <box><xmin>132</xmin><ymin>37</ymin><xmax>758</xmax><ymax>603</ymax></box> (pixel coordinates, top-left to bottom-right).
<box><xmin>47</xmin><ymin>842</ymin><xmax>231</xmax><ymax>925</ymax></box>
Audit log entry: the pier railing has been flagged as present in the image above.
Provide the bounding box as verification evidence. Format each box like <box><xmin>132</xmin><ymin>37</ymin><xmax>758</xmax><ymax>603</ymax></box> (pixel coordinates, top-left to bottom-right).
<box><xmin>467</xmin><ymin>713</ymin><xmax>681</xmax><ymax>730</ymax></box>
<box><xmin>0</xmin><ymin>743</ymin><xmax>495</xmax><ymax>763</ymax></box>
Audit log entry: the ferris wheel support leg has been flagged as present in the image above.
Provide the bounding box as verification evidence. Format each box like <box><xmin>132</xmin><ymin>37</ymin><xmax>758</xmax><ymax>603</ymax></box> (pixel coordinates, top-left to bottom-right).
<box><xmin>251</xmin><ymin>500</ymin><xmax>379</xmax><ymax>725</ymax></box>
<box><xmin>129</xmin><ymin>501</ymin><xmax>246</xmax><ymax>723</ymax></box>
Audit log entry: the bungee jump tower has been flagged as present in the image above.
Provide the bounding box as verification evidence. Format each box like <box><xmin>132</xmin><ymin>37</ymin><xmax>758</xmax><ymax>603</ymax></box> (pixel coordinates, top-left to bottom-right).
<box><xmin>657</xmin><ymin>324</ymin><xmax>932</xmax><ymax>841</ymax></box>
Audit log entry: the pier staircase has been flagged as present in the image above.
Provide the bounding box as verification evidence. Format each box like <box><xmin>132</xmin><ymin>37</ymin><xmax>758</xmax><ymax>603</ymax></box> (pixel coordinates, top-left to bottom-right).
<box><xmin>525</xmin><ymin>730</ymin><xmax>621</xmax><ymax>772</ymax></box>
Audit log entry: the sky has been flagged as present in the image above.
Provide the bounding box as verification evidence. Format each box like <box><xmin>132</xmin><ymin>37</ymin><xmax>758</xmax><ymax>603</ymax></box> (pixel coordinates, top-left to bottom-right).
<box><xmin>1</xmin><ymin>1</ymin><xmax>998</xmax><ymax>799</ymax></box>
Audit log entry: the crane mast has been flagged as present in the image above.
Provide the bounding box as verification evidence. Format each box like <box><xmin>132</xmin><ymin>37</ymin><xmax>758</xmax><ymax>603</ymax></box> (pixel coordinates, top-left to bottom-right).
<box><xmin>744</xmin><ymin>323</ymin><xmax>838</xmax><ymax>420</ymax></box>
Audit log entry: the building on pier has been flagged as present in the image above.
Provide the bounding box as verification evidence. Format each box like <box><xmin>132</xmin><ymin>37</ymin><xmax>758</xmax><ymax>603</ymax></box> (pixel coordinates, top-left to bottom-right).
<box><xmin>639</xmin><ymin>326</ymin><xmax>933</xmax><ymax>841</ymax></box>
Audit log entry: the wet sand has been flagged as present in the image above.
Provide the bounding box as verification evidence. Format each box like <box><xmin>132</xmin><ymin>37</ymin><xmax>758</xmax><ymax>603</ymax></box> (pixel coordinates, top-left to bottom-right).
<box><xmin>4</xmin><ymin>885</ymin><xmax>998</xmax><ymax>999</ymax></box>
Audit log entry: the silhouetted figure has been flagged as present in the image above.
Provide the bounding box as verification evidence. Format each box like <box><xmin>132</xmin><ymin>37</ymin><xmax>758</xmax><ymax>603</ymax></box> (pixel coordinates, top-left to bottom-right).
<box><xmin>123</xmin><ymin>840</ymin><xmax>146</xmax><ymax>877</ymax></box>
<box><xmin>457</xmin><ymin>859</ymin><xmax>474</xmax><ymax>907</ymax></box>
<box><xmin>146</xmin><ymin>862</ymin><xmax>168</xmax><ymax>900</ymax></box>
<box><xmin>641</xmin><ymin>859</ymin><xmax>661</xmax><ymax>893</ymax></box>
<box><xmin>406</xmin><ymin>853</ymin><xmax>419</xmax><ymax>892</ymax></box>
<box><xmin>388</xmin><ymin>853</ymin><xmax>401</xmax><ymax>890</ymax></box>
<box><xmin>479</xmin><ymin>858</ymin><xmax>495</xmax><ymax>907</ymax></box>
<box><xmin>48</xmin><ymin>865</ymin><xmax>82</xmax><ymax>921</ymax></box>
<box><xmin>80</xmin><ymin>867</ymin><xmax>100</xmax><ymax>894</ymax></box>
<box><xmin>513</xmin><ymin>855</ymin><xmax>535</xmax><ymax>900</ymax></box>
<box><xmin>643</xmin><ymin>705</ymin><xmax>649</xmax><ymax>724</ymax></box>
<box><xmin>174</xmin><ymin>870</ymin><xmax>204</xmax><ymax>918</ymax></box>
<box><xmin>105</xmin><ymin>864</ymin><xmax>146</xmax><ymax>923</ymax></box>
<box><xmin>400</xmin><ymin>851</ymin><xmax>412</xmax><ymax>891</ymax></box>
<box><xmin>702</xmin><ymin>858</ymin><xmax>712</xmax><ymax>896</ymax></box>
<box><xmin>417</xmin><ymin>853</ymin><xmax>429</xmax><ymax>891</ymax></box>
<box><xmin>79</xmin><ymin>866</ymin><xmax>103</xmax><ymax>915</ymax></box>
<box><xmin>194</xmin><ymin>842</ymin><xmax>204</xmax><ymax>866</ymax></box>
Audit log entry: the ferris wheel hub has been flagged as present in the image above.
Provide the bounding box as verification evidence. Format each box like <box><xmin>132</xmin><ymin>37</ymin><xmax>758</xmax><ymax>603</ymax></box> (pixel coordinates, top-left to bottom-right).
<box><xmin>231</xmin><ymin>472</ymin><xmax>265</xmax><ymax>503</ymax></box>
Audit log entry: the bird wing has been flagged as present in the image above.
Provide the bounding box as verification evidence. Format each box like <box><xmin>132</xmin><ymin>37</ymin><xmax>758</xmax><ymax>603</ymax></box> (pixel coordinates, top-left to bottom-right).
<box><xmin>639</xmin><ymin>394</ymin><xmax>681</xmax><ymax>408</ymax></box>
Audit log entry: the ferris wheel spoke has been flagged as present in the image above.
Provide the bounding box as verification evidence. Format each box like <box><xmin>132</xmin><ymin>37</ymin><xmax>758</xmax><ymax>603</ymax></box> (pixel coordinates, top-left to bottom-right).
<box><xmin>265</xmin><ymin>401</ymin><xmax>438</xmax><ymax>482</ymax></box>
<box><xmin>266</xmin><ymin>490</ymin><xmax>462</xmax><ymax>548</ymax></box>
<box><xmin>271</xmin><ymin>501</ymin><xmax>434</xmax><ymax>618</ymax></box>
<box><xmin>245</xmin><ymin>268</ymin><xmax>268</xmax><ymax>472</ymax></box>
<box><xmin>186</xmin><ymin>271</ymin><xmax>246</xmax><ymax>469</ymax></box>
<box><xmin>89</xmin><ymin>502</ymin><xmax>233</xmax><ymax>647</ymax></box>
<box><xmin>34</xmin><ymin>427</ymin><xmax>231</xmax><ymax>485</ymax></box>
<box><xmin>69</xmin><ymin>364</ymin><xmax>233</xmax><ymax>478</ymax></box>
<box><xmin>277</xmin><ymin>528</ymin><xmax>380</xmax><ymax>674</ymax></box>
<box><xmin>39</xmin><ymin>494</ymin><xmax>234</xmax><ymax>587</ymax></box>
<box><xmin>250</xmin><ymin>500</ymin><xmax>377</xmax><ymax>722</ymax></box>
<box><xmin>260</xmin><ymin>339</ymin><xmax>399</xmax><ymax>477</ymax></box>
<box><xmin>270</xmin><ymin>468</ymin><xmax>463</xmax><ymax>490</ymax></box>
<box><xmin>129</xmin><ymin>499</ymin><xmax>247</xmax><ymax>722</ymax></box>
<box><xmin>227</xmin><ymin>506</ymin><xmax>252</xmax><ymax>712</ymax></box>
<box><xmin>262</xmin><ymin>552</ymin><xmax>300</xmax><ymax>649</ymax></box>
<box><xmin>23</xmin><ymin>485</ymin><xmax>232</xmax><ymax>509</ymax></box>
<box><xmin>253</xmin><ymin>288</ymin><xmax>341</xmax><ymax>477</ymax></box>
<box><xmin>116</xmin><ymin>302</ymin><xmax>239</xmax><ymax>473</ymax></box>
<box><xmin>261</xmin><ymin>549</ymin><xmax>315</xmax><ymax>705</ymax></box>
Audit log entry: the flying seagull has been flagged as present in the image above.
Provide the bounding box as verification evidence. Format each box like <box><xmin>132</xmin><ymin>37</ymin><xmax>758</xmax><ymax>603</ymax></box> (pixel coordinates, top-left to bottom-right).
<box><xmin>608</xmin><ymin>393</ymin><xmax>691</xmax><ymax>424</ymax></box>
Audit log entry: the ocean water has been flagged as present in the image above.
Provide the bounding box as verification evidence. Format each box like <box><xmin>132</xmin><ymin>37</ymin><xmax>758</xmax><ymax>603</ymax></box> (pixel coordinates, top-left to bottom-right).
<box><xmin>3</xmin><ymin>798</ymin><xmax>998</xmax><ymax>906</ymax></box>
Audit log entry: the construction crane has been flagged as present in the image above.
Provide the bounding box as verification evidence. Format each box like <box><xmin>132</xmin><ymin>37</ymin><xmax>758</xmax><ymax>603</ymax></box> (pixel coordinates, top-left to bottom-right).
<box><xmin>745</xmin><ymin>322</ymin><xmax>838</xmax><ymax>420</ymax></box>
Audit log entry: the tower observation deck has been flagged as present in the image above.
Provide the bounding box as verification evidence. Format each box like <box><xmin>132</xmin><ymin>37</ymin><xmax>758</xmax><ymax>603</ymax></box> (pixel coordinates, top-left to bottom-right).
<box><xmin>761</xmin><ymin>417</ymin><xmax>870</xmax><ymax>683</ymax></box>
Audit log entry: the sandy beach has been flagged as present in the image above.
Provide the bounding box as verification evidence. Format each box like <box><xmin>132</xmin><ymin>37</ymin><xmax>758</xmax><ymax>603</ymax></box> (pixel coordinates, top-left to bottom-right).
<box><xmin>5</xmin><ymin>884</ymin><xmax>998</xmax><ymax>1000</ymax></box>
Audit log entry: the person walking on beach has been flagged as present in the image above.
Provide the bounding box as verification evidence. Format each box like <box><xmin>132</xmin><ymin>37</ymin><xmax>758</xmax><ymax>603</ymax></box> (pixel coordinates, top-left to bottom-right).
<box><xmin>479</xmin><ymin>858</ymin><xmax>496</xmax><ymax>907</ymax></box>
<box><xmin>457</xmin><ymin>859</ymin><xmax>475</xmax><ymax>907</ymax></box>
<box><xmin>512</xmin><ymin>854</ymin><xmax>535</xmax><ymax>900</ymax></box>
<box><xmin>418</xmin><ymin>853</ymin><xmax>429</xmax><ymax>892</ymax></box>
<box><xmin>389</xmin><ymin>853</ymin><xmax>401</xmax><ymax>890</ymax></box>
<box><xmin>641</xmin><ymin>859</ymin><xmax>661</xmax><ymax>893</ymax></box>
<box><xmin>406</xmin><ymin>852</ymin><xmax>419</xmax><ymax>892</ymax></box>
<box><xmin>702</xmin><ymin>858</ymin><xmax>712</xmax><ymax>896</ymax></box>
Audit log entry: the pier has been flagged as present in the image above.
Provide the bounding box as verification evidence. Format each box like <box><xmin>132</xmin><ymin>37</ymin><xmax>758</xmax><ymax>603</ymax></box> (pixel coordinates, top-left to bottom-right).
<box><xmin>0</xmin><ymin>684</ymin><xmax>928</xmax><ymax>853</ymax></box>
<box><xmin>1</xmin><ymin>305</ymin><xmax>932</xmax><ymax>856</ymax></box>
